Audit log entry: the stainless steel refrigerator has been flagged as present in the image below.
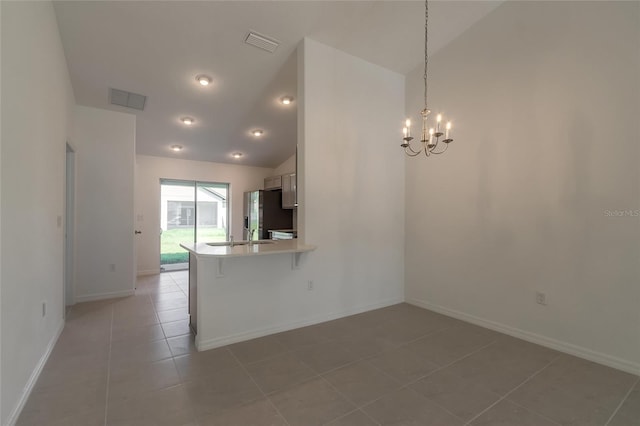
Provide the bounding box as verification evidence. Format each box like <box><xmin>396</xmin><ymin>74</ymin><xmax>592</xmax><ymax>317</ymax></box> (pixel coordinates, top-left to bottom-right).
<box><xmin>243</xmin><ymin>190</ymin><xmax>293</xmax><ymax>240</ymax></box>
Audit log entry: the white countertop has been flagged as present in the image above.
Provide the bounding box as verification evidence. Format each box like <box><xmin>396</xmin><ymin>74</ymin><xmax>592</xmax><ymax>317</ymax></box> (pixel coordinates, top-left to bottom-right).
<box><xmin>180</xmin><ymin>239</ymin><xmax>316</xmax><ymax>259</ymax></box>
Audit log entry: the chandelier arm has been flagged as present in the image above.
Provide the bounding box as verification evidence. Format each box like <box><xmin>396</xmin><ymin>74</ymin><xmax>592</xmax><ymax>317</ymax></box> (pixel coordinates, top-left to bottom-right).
<box><xmin>404</xmin><ymin>146</ymin><xmax>422</xmax><ymax>157</ymax></box>
<box><xmin>429</xmin><ymin>143</ymin><xmax>449</xmax><ymax>155</ymax></box>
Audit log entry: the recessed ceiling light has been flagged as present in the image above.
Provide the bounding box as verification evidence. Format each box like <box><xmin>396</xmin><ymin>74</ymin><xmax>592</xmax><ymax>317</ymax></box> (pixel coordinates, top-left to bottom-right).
<box><xmin>181</xmin><ymin>117</ymin><xmax>195</xmax><ymax>125</ymax></box>
<box><xmin>232</xmin><ymin>152</ymin><xmax>243</xmax><ymax>159</ymax></box>
<box><xmin>195</xmin><ymin>74</ymin><xmax>212</xmax><ymax>86</ymax></box>
<box><xmin>280</xmin><ymin>96</ymin><xmax>294</xmax><ymax>105</ymax></box>
<box><xmin>251</xmin><ymin>129</ymin><xmax>264</xmax><ymax>137</ymax></box>
<box><xmin>171</xmin><ymin>145</ymin><xmax>183</xmax><ymax>152</ymax></box>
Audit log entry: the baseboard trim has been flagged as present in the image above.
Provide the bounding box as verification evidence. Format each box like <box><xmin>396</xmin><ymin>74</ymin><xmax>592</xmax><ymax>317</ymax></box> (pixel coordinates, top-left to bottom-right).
<box><xmin>74</xmin><ymin>289</ymin><xmax>135</xmax><ymax>303</ymax></box>
<box><xmin>137</xmin><ymin>269</ymin><xmax>160</xmax><ymax>276</ymax></box>
<box><xmin>5</xmin><ymin>318</ymin><xmax>65</xmax><ymax>426</ymax></box>
<box><xmin>407</xmin><ymin>298</ymin><xmax>640</xmax><ymax>376</ymax></box>
<box><xmin>196</xmin><ymin>296</ymin><xmax>404</xmax><ymax>351</ymax></box>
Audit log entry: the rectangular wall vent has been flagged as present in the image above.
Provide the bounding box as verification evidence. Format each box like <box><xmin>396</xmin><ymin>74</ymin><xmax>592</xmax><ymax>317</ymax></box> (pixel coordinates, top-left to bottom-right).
<box><xmin>245</xmin><ymin>31</ymin><xmax>279</xmax><ymax>53</ymax></box>
<box><xmin>109</xmin><ymin>88</ymin><xmax>146</xmax><ymax>111</ymax></box>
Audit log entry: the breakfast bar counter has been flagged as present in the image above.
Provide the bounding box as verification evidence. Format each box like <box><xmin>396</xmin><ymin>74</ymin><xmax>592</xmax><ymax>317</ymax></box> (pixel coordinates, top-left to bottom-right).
<box><xmin>180</xmin><ymin>239</ymin><xmax>317</xmax><ymax>351</ymax></box>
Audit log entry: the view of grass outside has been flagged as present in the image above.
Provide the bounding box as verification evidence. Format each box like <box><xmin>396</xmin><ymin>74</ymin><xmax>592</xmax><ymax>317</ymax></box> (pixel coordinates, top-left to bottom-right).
<box><xmin>160</xmin><ymin>227</ymin><xmax>227</xmax><ymax>264</ymax></box>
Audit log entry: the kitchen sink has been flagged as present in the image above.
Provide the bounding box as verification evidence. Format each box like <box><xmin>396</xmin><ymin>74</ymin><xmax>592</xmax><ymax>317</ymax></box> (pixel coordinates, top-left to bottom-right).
<box><xmin>247</xmin><ymin>240</ymin><xmax>275</xmax><ymax>245</ymax></box>
<box><xmin>206</xmin><ymin>240</ymin><xmax>275</xmax><ymax>247</ymax></box>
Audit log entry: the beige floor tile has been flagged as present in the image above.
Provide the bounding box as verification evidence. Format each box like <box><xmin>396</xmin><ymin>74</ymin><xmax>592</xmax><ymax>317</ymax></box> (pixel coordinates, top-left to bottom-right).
<box><xmin>368</xmin><ymin>346</ymin><xmax>439</xmax><ymax>384</ymax></box>
<box><xmin>154</xmin><ymin>297</ymin><xmax>188</xmax><ymax>312</ymax></box>
<box><xmin>106</xmin><ymin>384</ymin><xmax>196</xmax><ymax>426</ymax></box>
<box><xmin>112</xmin><ymin>310</ymin><xmax>159</xmax><ymax>329</ymax></box>
<box><xmin>110</xmin><ymin>339</ymin><xmax>173</xmax><ymax>368</ymax></box>
<box><xmin>197</xmin><ymin>398</ymin><xmax>287</xmax><ymax>426</ymax></box>
<box><xmin>325</xmin><ymin>409</ymin><xmax>379</xmax><ymax>426</ymax></box>
<box><xmin>469</xmin><ymin>400</ymin><xmax>558</xmax><ymax>426</ymax></box>
<box><xmin>183</xmin><ymin>366</ymin><xmax>263</xmax><ymax>417</ymax></box>
<box><xmin>406</xmin><ymin>323</ymin><xmax>500</xmax><ymax>366</ymax></box>
<box><xmin>273</xmin><ymin>324</ymin><xmax>332</xmax><ymax>350</ymax></box>
<box><xmin>245</xmin><ymin>352</ymin><xmax>318</xmax><ymax>394</ymax></box>
<box><xmin>19</xmin><ymin>283</ymin><xmax>634</xmax><ymax>426</ymax></box>
<box><xmin>362</xmin><ymin>387</ymin><xmax>464</xmax><ymax>425</ymax></box>
<box><xmin>370</xmin><ymin>316</ymin><xmax>451</xmax><ymax>346</ymax></box>
<box><xmin>18</xmin><ymin>408</ymin><xmax>105</xmax><ymax>426</ymax></box>
<box><xmin>508</xmin><ymin>355</ymin><xmax>637</xmax><ymax>426</ymax></box>
<box><xmin>608</xmin><ymin>380</ymin><xmax>640</xmax><ymax>426</ymax></box>
<box><xmin>174</xmin><ymin>349</ymin><xmax>242</xmax><ymax>382</ymax></box>
<box><xmin>157</xmin><ymin>307</ymin><xmax>190</xmax><ymax>323</ymax></box>
<box><xmin>108</xmin><ymin>358</ymin><xmax>181</xmax><ymax>405</ymax></box>
<box><xmin>445</xmin><ymin>337</ymin><xmax>559</xmax><ymax>395</ymax></box>
<box><xmin>323</xmin><ymin>361</ymin><xmax>401</xmax><ymax>406</ymax></box>
<box><xmin>295</xmin><ymin>340</ymin><xmax>360</xmax><ymax>374</ymax></box>
<box><xmin>269</xmin><ymin>378</ymin><xmax>355</xmax><ymax>426</ymax></box>
<box><xmin>228</xmin><ymin>334</ymin><xmax>288</xmax><ymax>364</ymax></box>
<box><xmin>410</xmin><ymin>369</ymin><xmax>501</xmax><ymax>421</ymax></box>
<box><xmin>336</xmin><ymin>331</ymin><xmax>397</xmax><ymax>359</ymax></box>
<box><xmin>167</xmin><ymin>334</ymin><xmax>198</xmax><ymax>356</ymax></box>
<box><xmin>18</xmin><ymin>376</ymin><xmax>107</xmax><ymax>425</ymax></box>
<box><xmin>36</xmin><ymin>350</ymin><xmax>108</xmax><ymax>388</ymax></box>
<box><xmin>313</xmin><ymin>317</ymin><xmax>362</xmax><ymax>341</ymax></box>
<box><xmin>162</xmin><ymin>319</ymin><xmax>191</xmax><ymax>338</ymax></box>
<box><xmin>111</xmin><ymin>323</ymin><xmax>165</xmax><ymax>344</ymax></box>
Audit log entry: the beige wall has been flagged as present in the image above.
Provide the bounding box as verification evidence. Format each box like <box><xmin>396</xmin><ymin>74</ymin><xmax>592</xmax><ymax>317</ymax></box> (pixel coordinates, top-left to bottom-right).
<box><xmin>405</xmin><ymin>1</ymin><xmax>640</xmax><ymax>373</ymax></box>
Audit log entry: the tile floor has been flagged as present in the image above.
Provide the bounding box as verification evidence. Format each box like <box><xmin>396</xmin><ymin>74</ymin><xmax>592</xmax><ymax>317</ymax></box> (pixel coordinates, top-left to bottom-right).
<box><xmin>17</xmin><ymin>271</ymin><xmax>640</xmax><ymax>426</ymax></box>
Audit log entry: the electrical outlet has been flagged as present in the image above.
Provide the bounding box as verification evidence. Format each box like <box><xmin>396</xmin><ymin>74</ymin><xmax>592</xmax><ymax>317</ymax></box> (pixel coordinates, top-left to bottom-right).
<box><xmin>307</xmin><ymin>280</ymin><xmax>314</xmax><ymax>291</ymax></box>
<box><xmin>109</xmin><ymin>264</ymin><xmax>116</xmax><ymax>272</ymax></box>
<box><xmin>42</xmin><ymin>302</ymin><xmax>46</xmax><ymax>317</ymax></box>
<box><xmin>536</xmin><ymin>292</ymin><xmax>547</xmax><ymax>306</ymax></box>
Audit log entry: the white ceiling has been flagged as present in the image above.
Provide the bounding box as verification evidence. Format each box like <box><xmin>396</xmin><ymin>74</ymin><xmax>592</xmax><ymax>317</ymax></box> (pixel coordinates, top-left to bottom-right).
<box><xmin>53</xmin><ymin>1</ymin><xmax>502</xmax><ymax>167</ymax></box>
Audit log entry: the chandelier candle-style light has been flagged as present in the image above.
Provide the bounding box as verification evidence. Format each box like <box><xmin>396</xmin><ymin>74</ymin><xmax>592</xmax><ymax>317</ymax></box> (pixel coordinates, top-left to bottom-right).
<box><xmin>402</xmin><ymin>0</ymin><xmax>454</xmax><ymax>157</ymax></box>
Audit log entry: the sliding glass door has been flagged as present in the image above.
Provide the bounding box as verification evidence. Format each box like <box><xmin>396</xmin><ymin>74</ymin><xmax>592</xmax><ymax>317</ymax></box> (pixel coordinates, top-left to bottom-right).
<box><xmin>160</xmin><ymin>179</ymin><xmax>229</xmax><ymax>270</ymax></box>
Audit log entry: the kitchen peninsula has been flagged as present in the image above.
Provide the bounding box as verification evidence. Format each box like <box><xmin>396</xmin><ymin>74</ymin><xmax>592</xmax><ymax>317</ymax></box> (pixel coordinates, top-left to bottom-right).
<box><xmin>180</xmin><ymin>239</ymin><xmax>316</xmax><ymax>351</ymax></box>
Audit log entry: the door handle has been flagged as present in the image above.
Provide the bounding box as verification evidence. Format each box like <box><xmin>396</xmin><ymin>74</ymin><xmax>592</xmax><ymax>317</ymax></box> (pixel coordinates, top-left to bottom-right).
<box><xmin>135</xmin><ymin>230</ymin><xmax>142</xmax><ymax>235</ymax></box>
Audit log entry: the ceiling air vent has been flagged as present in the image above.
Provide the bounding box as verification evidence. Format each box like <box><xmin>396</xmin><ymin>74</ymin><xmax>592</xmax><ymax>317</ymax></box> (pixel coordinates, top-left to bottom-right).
<box><xmin>245</xmin><ymin>31</ymin><xmax>279</xmax><ymax>53</ymax></box>
<box><xmin>109</xmin><ymin>88</ymin><xmax>147</xmax><ymax>111</ymax></box>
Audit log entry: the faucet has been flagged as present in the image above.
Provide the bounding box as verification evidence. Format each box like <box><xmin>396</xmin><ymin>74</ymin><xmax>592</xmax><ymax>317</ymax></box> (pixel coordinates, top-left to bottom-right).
<box><xmin>248</xmin><ymin>229</ymin><xmax>256</xmax><ymax>241</ymax></box>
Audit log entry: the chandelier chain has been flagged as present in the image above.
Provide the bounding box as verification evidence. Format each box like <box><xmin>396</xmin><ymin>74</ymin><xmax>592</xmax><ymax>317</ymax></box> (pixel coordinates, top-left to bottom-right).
<box><xmin>400</xmin><ymin>0</ymin><xmax>454</xmax><ymax>157</ymax></box>
<box><xmin>423</xmin><ymin>0</ymin><xmax>428</xmax><ymax>110</ymax></box>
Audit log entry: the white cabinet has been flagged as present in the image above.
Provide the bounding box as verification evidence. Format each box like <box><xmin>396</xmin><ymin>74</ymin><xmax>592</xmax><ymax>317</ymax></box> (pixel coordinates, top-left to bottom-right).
<box><xmin>264</xmin><ymin>175</ymin><xmax>282</xmax><ymax>191</ymax></box>
<box><xmin>281</xmin><ymin>173</ymin><xmax>297</xmax><ymax>209</ymax></box>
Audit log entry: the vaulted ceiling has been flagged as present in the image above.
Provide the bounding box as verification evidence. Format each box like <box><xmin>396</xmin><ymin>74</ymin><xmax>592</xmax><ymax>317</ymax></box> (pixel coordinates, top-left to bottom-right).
<box><xmin>54</xmin><ymin>1</ymin><xmax>501</xmax><ymax>167</ymax></box>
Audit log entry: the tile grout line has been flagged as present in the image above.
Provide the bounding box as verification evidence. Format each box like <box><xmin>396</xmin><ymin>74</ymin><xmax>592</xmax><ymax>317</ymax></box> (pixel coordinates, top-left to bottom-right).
<box><xmin>604</xmin><ymin>375</ymin><xmax>639</xmax><ymax>426</ymax></box>
<box><xmin>356</xmin><ymin>340</ymin><xmax>502</xmax><ymax>424</ymax></box>
<box><xmin>225</xmin><ymin>347</ymin><xmax>293</xmax><ymax>426</ymax></box>
<box><xmin>318</xmin><ymin>335</ymin><xmax>504</xmax><ymax>425</ymax></box>
<box><xmin>103</xmin><ymin>305</ymin><xmax>115</xmax><ymax>426</ymax></box>
<box><xmin>318</xmin><ymin>376</ymin><xmax>382</xmax><ymax>426</ymax></box>
<box><xmin>462</xmin><ymin>354</ymin><xmax>564</xmax><ymax>426</ymax></box>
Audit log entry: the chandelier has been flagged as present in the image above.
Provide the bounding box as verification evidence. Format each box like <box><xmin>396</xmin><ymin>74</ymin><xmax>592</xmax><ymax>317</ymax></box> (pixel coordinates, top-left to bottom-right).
<box><xmin>401</xmin><ymin>0</ymin><xmax>454</xmax><ymax>157</ymax></box>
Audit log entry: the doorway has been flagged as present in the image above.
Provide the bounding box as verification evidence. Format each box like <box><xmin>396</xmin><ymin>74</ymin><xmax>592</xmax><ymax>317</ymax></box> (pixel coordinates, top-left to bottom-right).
<box><xmin>64</xmin><ymin>144</ymin><xmax>75</xmax><ymax>309</ymax></box>
<box><xmin>160</xmin><ymin>179</ymin><xmax>229</xmax><ymax>271</ymax></box>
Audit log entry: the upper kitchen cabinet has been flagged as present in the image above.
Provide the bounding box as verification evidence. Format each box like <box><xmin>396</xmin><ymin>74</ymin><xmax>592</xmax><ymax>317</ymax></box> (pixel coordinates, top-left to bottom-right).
<box><xmin>264</xmin><ymin>175</ymin><xmax>282</xmax><ymax>191</ymax></box>
<box><xmin>282</xmin><ymin>173</ymin><xmax>297</xmax><ymax>209</ymax></box>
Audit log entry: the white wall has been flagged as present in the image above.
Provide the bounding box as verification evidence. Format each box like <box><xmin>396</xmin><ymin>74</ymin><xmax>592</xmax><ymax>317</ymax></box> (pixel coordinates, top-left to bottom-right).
<box><xmin>405</xmin><ymin>1</ymin><xmax>640</xmax><ymax>374</ymax></box>
<box><xmin>192</xmin><ymin>39</ymin><xmax>406</xmax><ymax>349</ymax></box>
<box><xmin>298</xmin><ymin>38</ymin><xmax>405</xmax><ymax>319</ymax></box>
<box><xmin>135</xmin><ymin>155</ymin><xmax>274</xmax><ymax>274</ymax></box>
<box><xmin>0</xmin><ymin>1</ymin><xmax>75</xmax><ymax>423</ymax></box>
<box><xmin>273</xmin><ymin>153</ymin><xmax>296</xmax><ymax>176</ymax></box>
<box><xmin>73</xmin><ymin>105</ymin><xmax>136</xmax><ymax>302</ymax></box>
